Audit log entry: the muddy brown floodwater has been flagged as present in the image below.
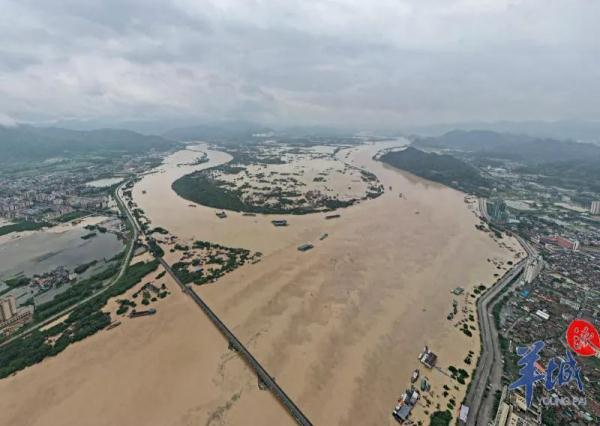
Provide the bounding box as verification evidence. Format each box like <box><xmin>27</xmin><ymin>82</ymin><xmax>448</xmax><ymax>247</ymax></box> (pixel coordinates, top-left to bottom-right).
<box><xmin>0</xmin><ymin>140</ymin><xmax>523</xmax><ymax>426</ymax></box>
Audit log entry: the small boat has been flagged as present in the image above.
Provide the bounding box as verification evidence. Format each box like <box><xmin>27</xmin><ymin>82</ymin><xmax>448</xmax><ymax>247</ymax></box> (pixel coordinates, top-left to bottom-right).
<box><xmin>411</xmin><ymin>369</ymin><xmax>420</xmax><ymax>383</ymax></box>
<box><xmin>106</xmin><ymin>321</ymin><xmax>121</xmax><ymax>330</ymax></box>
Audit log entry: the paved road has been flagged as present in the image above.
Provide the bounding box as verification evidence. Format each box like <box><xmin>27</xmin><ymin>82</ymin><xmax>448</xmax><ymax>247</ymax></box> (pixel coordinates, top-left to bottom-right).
<box><xmin>465</xmin><ymin>262</ymin><xmax>525</xmax><ymax>425</ymax></box>
<box><xmin>463</xmin><ymin>200</ymin><xmax>536</xmax><ymax>425</ymax></box>
<box><xmin>475</xmin><ymin>236</ymin><xmax>537</xmax><ymax>425</ymax></box>
<box><xmin>0</xmin><ymin>181</ymin><xmax>138</xmax><ymax>347</ymax></box>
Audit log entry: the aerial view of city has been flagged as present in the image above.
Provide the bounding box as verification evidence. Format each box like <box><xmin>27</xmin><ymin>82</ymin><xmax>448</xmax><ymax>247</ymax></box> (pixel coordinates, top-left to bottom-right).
<box><xmin>0</xmin><ymin>1</ymin><xmax>599</xmax><ymax>426</ymax></box>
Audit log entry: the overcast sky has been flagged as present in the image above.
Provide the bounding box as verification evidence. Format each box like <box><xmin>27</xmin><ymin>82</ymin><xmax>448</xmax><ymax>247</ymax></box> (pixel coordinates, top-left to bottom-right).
<box><xmin>1</xmin><ymin>0</ymin><xmax>598</xmax><ymax>130</ymax></box>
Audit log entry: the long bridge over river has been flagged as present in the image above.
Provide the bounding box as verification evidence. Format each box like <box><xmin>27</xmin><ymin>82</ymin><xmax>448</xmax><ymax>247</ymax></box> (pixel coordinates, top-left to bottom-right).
<box><xmin>118</xmin><ymin>181</ymin><xmax>313</xmax><ymax>426</ymax></box>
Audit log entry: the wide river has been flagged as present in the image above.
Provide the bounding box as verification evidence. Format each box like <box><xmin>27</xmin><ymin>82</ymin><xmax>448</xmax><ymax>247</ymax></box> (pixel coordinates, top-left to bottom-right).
<box><xmin>132</xmin><ymin>140</ymin><xmax>414</xmax><ymax>255</ymax></box>
<box><xmin>128</xmin><ymin>140</ymin><xmax>523</xmax><ymax>425</ymax></box>
<box><xmin>0</xmin><ymin>140</ymin><xmax>523</xmax><ymax>426</ymax></box>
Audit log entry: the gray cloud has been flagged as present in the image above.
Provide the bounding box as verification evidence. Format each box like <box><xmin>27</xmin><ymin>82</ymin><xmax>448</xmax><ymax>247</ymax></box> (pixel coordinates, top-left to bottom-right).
<box><xmin>0</xmin><ymin>0</ymin><xmax>598</xmax><ymax>129</ymax></box>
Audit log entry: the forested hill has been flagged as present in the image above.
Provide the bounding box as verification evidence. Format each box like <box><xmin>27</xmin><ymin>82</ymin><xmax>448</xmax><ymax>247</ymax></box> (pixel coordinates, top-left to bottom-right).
<box><xmin>413</xmin><ymin>130</ymin><xmax>600</xmax><ymax>164</ymax></box>
<box><xmin>379</xmin><ymin>147</ymin><xmax>490</xmax><ymax>196</ymax></box>
<box><xmin>0</xmin><ymin>125</ymin><xmax>176</xmax><ymax>163</ymax></box>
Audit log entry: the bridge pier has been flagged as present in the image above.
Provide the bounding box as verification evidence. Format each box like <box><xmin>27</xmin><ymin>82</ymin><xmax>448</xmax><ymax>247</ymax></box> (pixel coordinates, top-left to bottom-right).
<box><xmin>258</xmin><ymin>376</ymin><xmax>268</xmax><ymax>390</ymax></box>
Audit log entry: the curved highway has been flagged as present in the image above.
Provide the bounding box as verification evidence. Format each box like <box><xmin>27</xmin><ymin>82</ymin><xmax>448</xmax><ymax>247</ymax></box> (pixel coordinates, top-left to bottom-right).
<box><xmin>463</xmin><ymin>200</ymin><xmax>537</xmax><ymax>425</ymax></box>
<box><xmin>463</xmin><ymin>260</ymin><xmax>525</xmax><ymax>425</ymax></box>
<box><xmin>0</xmin><ymin>181</ymin><xmax>138</xmax><ymax>347</ymax></box>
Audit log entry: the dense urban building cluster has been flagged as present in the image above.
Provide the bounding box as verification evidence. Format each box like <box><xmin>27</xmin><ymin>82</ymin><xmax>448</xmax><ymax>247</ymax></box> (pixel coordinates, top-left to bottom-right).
<box><xmin>483</xmin><ymin>166</ymin><xmax>600</xmax><ymax>425</ymax></box>
<box><xmin>0</xmin><ymin>153</ymin><xmax>163</xmax><ymax>224</ymax></box>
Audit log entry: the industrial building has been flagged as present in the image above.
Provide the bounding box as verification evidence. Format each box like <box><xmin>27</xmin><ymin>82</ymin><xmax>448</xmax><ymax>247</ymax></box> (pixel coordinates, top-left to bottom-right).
<box><xmin>541</xmin><ymin>235</ymin><xmax>580</xmax><ymax>251</ymax></box>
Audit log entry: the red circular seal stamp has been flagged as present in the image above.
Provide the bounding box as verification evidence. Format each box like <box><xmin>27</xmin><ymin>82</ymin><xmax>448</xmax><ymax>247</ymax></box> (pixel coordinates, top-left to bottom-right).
<box><xmin>566</xmin><ymin>319</ymin><xmax>600</xmax><ymax>356</ymax></box>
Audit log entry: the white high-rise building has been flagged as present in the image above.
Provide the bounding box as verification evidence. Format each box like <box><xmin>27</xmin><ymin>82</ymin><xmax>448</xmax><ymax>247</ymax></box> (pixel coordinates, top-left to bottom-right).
<box><xmin>524</xmin><ymin>256</ymin><xmax>543</xmax><ymax>284</ymax></box>
<box><xmin>0</xmin><ymin>296</ymin><xmax>17</xmax><ymax>322</ymax></box>
<box><xmin>591</xmin><ymin>201</ymin><xmax>600</xmax><ymax>215</ymax></box>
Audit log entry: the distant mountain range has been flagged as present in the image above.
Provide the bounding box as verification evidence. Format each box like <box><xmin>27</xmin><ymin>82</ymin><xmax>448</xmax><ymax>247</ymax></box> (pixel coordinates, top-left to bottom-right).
<box><xmin>0</xmin><ymin>125</ymin><xmax>175</xmax><ymax>163</ymax></box>
<box><xmin>3</xmin><ymin>122</ymin><xmax>600</xmax><ymax>168</ymax></box>
<box><xmin>0</xmin><ymin>121</ymin><xmax>357</xmax><ymax>165</ymax></box>
<box><xmin>407</xmin><ymin>120</ymin><xmax>600</xmax><ymax>144</ymax></box>
<box><xmin>412</xmin><ymin>130</ymin><xmax>600</xmax><ymax>164</ymax></box>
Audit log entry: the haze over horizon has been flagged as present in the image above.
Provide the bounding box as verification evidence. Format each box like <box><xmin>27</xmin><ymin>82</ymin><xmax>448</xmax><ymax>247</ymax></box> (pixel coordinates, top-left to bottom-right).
<box><xmin>1</xmin><ymin>0</ymin><xmax>599</xmax><ymax>131</ymax></box>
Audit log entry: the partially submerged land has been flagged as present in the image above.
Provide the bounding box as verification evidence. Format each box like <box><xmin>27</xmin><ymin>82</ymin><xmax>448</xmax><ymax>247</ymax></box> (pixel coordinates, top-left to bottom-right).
<box><xmin>0</xmin><ymin>258</ymin><xmax>159</xmax><ymax>379</ymax></box>
<box><xmin>0</xmin><ymin>126</ymin><xmax>180</xmax><ymax>348</ymax></box>
<box><xmin>0</xmin><ymin>260</ymin><xmax>293</xmax><ymax>426</ymax></box>
<box><xmin>0</xmin><ymin>138</ymin><xmax>522</xmax><ymax>426</ymax></box>
<box><xmin>173</xmin><ymin>142</ymin><xmax>383</xmax><ymax>214</ymax></box>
